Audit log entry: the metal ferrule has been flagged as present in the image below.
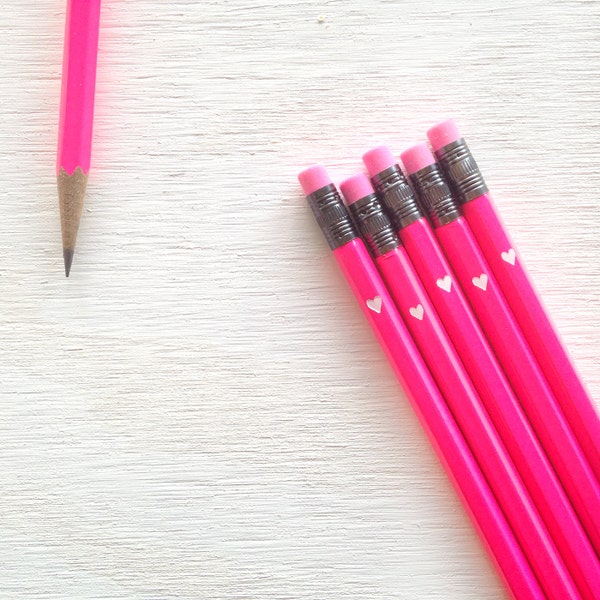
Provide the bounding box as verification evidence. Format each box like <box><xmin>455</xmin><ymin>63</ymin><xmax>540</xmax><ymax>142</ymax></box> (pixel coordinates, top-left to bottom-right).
<box><xmin>409</xmin><ymin>163</ymin><xmax>461</xmax><ymax>228</ymax></box>
<box><xmin>306</xmin><ymin>184</ymin><xmax>358</xmax><ymax>250</ymax></box>
<box><xmin>347</xmin><ymin>192</ymin><xmax>400</xmax><ymax>257</ymax></box>
<box><xmin>371</xmin><ymin>165</ymin><xmax>424</xmax><ymax>231</ymax></box>
<box><xmin>435</xmin><ymin>138</ymin><xmax>488</xmax><ymax>204</ymax></box>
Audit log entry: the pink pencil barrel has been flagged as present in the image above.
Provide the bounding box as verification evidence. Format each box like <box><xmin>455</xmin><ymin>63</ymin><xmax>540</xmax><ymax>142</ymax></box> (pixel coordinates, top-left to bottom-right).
<box><xmin>428</xmin><ymin>119</ymin><xmax>600</xmax><ymax>484</ymax></box>
<box><xmin>299</xmin><ymin>165</ymin><xmax>543</xmax><ymax>600</ymax></box>
<box><xmin>57</xmin><ymin>0</ymin><xmax>102</xmax><ymax>175</ymax></box>
<box><xmin>363</xmin><ymin>144</ymin><xmax>600</xmax><ymax>600</ymax></box>
<box><xmin>341</xmin><ymin>174</ymin><xmax>580</xmax><ymax>600</ymax></box>
<box><xmin>438</xmin><ymin>215</ymin><xmax>600</xmax><ymax>558</ymax></box>
<box><xmin>404</xmin><ymin>218</ymin><xmax>600</xmax><ymax>598</ymax></box>
<box><xmin>334</xmin><ymin>240</ymin><xmax>542</xmax><ymax>600</ymax></box>
<box><xmin>401</xmin><ymin>145</ymin><xmax>600</xmax><ymax>557</ymax></box>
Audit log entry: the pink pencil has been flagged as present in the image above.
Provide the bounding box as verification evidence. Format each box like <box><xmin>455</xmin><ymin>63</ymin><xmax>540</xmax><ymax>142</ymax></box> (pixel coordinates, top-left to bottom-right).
<box><xmin>57</xmin><ymin>0</ymin><xmax>102</xmax><ymax>276</ymax></box>
<box><xmin>298</xmin><ymin>165</ymin><xmax>543</xmax><ymax>600</ymax></box>
<box><xmin>401</xmin><ymin>144</ymin><xmax>600</xmax><ymax>556</ymax></box>
<box><xmin>428</xmin><ymin>119</ymin><xmax>600</xmax><ymax>483</ymax></box>
<box><xmin>363</xmin><ymin>146</ymin><xmax>600</xmax><ymax>599</ymax></box>
<box><xmin>341</xmin><ymin>173</ymin><xmax>580</xmax><ymax>600</ymax></box>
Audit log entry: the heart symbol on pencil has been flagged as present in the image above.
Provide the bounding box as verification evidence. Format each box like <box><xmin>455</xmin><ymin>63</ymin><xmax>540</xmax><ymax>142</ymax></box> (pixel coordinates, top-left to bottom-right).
<box><xmin>366</xmin><ymin>296</ymin><xmax>382</xmax><ymax>314</ymax></box>
<box><xmin>436</xmin><ymin>275</ymin><xmax>452</xmax><ymax>293</ymax></box>
<box><xmin>501</xmin><ymin>249</ymin><xmax>516</xmax><ymax>265</ymax></box>
<box><xmin>472</xmin><ymin>274</ymin><xmax>488</xmax><ymax>291</ymax></box>
<box><xmin>409</xmin><ymin>304</ymin><xmax>424</xmax><ymax>321</ymax></box>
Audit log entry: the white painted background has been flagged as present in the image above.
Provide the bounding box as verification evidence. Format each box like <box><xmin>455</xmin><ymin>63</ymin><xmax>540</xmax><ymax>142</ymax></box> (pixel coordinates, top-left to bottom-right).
<box><xmin>0</xmin><ymin>1</ymin><xmax>599</xmax><ymax>598</ymax></box>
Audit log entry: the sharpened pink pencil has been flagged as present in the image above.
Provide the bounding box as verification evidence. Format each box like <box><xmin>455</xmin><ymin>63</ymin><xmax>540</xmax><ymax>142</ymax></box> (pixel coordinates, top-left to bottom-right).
<box><xmin>298</xmin><ymin>165</ymin><xmax>543</xmax><ymax>600</ymax></box>
<box><xmin>428</xmin><ymin>119</ymin><xmax>600</xmax><ymax>483</ymax></box>
<box><xmin>57</xmin><ymin>0</ymin><xmax>102</xmax><ymax>276</ymax></box>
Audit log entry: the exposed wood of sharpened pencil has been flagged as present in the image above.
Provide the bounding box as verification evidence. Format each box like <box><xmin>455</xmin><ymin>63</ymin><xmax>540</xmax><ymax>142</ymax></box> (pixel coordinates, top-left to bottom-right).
<box><xmin>57</xmin><ymin>167</ymin><xmax>88</xmax><ymax>277</ymax></box>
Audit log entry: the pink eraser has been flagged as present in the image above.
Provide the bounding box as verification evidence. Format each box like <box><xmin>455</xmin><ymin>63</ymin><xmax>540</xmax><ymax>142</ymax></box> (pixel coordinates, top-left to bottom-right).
<box><xmin>298</xmin><ymin>164</ymin><xmax>332</xmax><ymax>196</ymax></box>
<box><xmin>427</xmin><ymin>119</ymin><xmax>462</xmax><ymax>152</ymax></box>
<box><xmin>362</xmin><ymin>146</ymin><xmax>397</xmax><ymax>178</ymax></box>
<box><xmin>340</xmin><ymin>173</ymin><xmax>375</xmax><ymax>205</ymax></box>
<box><xmin>400</xmin><ymin>143</ymin><xmax>436</xmax><ymax>176</ymax></box>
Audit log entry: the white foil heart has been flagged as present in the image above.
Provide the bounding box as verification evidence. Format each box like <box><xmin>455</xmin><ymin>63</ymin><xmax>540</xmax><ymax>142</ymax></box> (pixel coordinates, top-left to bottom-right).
<box><xmin>501</xmin><ymin>248</ymin><xmax>516</xmax><ymax>265</ymax></box>
<box><xmin>366</xmin><ymin>296</ymin><xmax>382</xmax><ymax>313</ymax></box>
<box><xmin>472</xmin><ymin>274</ymin><xmax>488</xmax><ymax>291</ymax></box>
<box><xmin>409</xmin><ymin>304</ymin><xmax>424</xmax><ymax>320</ymax></box>
<box><xmin>436</xmin><ymin>275</ymin><xmax>452</xmax><ymax>293</ymax></box>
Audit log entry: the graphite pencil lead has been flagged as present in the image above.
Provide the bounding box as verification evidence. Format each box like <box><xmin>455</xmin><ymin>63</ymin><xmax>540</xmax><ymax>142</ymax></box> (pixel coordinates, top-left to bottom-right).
<box><xmin>63</xmin><ymin>248</ymin><xmax>74</xmax><ymax>278</ymax></box>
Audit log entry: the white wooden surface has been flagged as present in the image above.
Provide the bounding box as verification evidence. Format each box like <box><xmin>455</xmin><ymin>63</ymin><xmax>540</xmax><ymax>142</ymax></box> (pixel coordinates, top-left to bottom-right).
<box><xmin>0</xmin><ymin>1</ymin><xmax>598</xmax><ymax>598</ymax></box>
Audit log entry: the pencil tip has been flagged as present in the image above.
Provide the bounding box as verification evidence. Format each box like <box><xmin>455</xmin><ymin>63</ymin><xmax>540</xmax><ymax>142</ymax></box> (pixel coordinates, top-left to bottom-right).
<box><xmin>63</xmin><ymin>248</ymin><xmax>74</xmax><ymax>277</ymax></box>
<box><xmin>57</xmin><ymin>167</ymin><xmax>88</xmax><ymax>278</ymax></box>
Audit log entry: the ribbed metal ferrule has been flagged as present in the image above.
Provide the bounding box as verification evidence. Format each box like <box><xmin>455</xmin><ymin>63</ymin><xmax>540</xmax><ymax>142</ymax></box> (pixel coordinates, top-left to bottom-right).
<box><xmin>306</xmin><ymin>184</ymin><xmax>358</xmax><ymax>250</ymax></box>
<box><xmin>435</xmin><ymin>138</ymin><xmax>488</xmax><ymax>204</ymax></box>
<box><xmin>371</xmin><ymin>165</ymin><xmax>424</xmax><ymax>231</ymax></box>
<box><xmin>347</xmin><ymin>193</ymin><xmax>400</xmax><ymax>257</ymax></box>
<box><xmin>409</xmin><ymin>164</ymin><xmax>461</xmax><ymax>228</ymax></box>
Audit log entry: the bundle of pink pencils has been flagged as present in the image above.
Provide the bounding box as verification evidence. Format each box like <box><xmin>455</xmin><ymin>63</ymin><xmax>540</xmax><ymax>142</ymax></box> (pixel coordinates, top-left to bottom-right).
<box><xmin>298</xmin><ymin>119</ymin><xmax>600</xmax><ymax>600</ymax></box>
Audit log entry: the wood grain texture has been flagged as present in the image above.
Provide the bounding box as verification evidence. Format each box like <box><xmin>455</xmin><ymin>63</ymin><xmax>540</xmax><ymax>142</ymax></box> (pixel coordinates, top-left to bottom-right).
<box><xmin>0</xmin><ymin>0</ymin><xmax>598</xmax><ymax>598</ymax></box>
